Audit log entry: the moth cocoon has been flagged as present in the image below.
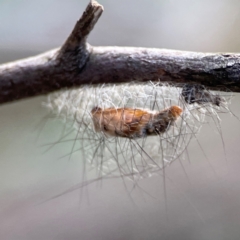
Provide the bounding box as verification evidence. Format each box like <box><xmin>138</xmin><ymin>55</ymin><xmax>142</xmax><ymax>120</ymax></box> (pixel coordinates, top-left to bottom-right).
<box><xmin>43</xmin><ymin>82</ymin><xmax>230</xmax><ymax>180</ymax></box>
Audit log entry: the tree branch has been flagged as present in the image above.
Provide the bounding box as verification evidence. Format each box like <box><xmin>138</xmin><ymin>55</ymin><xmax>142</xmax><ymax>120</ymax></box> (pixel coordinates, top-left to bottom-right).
<box><xmin>0</xmin><ymin>0</ymin><xmax>240</xmax><ymax>105</ymax></box>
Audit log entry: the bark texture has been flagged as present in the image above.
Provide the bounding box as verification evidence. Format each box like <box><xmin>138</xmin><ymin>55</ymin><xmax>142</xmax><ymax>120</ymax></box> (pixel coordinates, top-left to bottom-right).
<box><xmin>0</xmin><ymin>0</ymin><xmax>240</xmax><ymax>105</ymax></box>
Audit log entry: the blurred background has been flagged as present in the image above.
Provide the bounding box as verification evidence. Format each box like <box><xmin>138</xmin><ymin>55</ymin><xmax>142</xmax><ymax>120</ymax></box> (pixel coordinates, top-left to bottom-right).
<box><xmin>1</xmin><ymin>0</ymin><xmax>240</xmax><ymax>239</ymax></box>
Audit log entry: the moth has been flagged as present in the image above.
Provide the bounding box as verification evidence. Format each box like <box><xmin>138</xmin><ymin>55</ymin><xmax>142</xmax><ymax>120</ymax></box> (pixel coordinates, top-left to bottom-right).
<box><xmin>91</xmin><ymin>106</ymin><xmax>183</xmax><ymax>139</ymax></box>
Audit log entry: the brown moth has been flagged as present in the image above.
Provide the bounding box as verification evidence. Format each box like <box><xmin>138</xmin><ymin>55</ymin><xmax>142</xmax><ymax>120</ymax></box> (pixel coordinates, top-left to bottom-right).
<box><xmin>91</xmin><ymin>106</ymin><xmax>183</xmax><ymax>139</ymax></box>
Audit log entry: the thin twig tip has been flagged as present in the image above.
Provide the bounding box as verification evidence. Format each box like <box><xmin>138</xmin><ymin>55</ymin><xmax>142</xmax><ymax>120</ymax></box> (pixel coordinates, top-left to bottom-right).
<box><xmin>91</xmin><ymin>0</ymin><xmax>104</xmax><ymax>9</ymax></box>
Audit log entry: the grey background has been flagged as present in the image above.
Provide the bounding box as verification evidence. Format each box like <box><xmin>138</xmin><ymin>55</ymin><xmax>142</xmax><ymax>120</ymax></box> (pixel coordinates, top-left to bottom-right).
<box><xmin>1</xmin><ymin>0</ymin><xmax>240</xmax><ymax>240</ymax></box>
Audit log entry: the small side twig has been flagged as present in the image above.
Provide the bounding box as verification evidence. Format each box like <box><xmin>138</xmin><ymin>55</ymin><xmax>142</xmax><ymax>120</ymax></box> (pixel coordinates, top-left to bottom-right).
<box><xmin>0</xmin><ymin>0</ymin><xmax>103</xmax><ymax>104</ymax></box>
<box><xmin>0</xmin><ymin>0</ymin><xmax>240</xmax><ymax>105</ymax></box>
<box><xmin>57</xmin><ymin>0</ymin><xmax>103</xmax><ymax>70</ymax></box>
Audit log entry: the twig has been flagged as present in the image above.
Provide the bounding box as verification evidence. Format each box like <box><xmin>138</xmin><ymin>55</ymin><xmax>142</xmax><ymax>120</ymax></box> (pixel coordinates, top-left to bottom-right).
<box><xmin>0</xmin><ymin>0</ymin><xmax>240</xmax><ymax>105</ymax></box>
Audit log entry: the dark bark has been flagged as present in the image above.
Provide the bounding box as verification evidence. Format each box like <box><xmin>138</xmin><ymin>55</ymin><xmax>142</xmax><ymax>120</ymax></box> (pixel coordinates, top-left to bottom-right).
<box><xmin>0</xmin><ymin>0</ymin><xmax>240</xmax><ymax>105</ymax></box>
<box><xmin>82</xmin><ymin>48</ymin><xmax>240</xmax><ymax>91</ymax></box>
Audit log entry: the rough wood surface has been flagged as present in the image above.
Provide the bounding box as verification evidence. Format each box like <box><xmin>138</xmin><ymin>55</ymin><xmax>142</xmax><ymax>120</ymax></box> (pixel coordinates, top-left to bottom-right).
<box><xmin>0</xmin><ymin>0</ymin><xmax>240</xmax><ymax>105</ymax></box>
